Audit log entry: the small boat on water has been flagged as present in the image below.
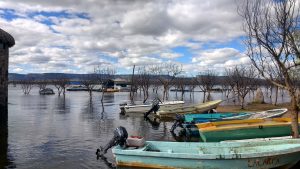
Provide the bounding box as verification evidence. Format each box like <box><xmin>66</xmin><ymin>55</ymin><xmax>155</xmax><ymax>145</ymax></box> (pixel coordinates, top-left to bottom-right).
<box><xmin>39</xmin><ymin>88</ymin><xmax>55</xmax><ymax>95</ymax></box>
<box><xmin>119</xmin><ymin>100</ymin><xmax>185</xmax><ymax>113</ymax></box>
<box><xmin>184</xmin><ymin>112</ymin><xmax>251</xmax><ymax>123</ymax></box>
<box><xmin>156</xmin><ymin>100</ymin><xmax>222</xmax><ymax>118</ymax></box>
<box><xmin>196</xmin><ymin>118</ymin><xmax>300</xmax><ymax>142</ymax></box>
<box><xmin>248</xmin><ymin>108</ymin><xmax>288</xmax><ymax>119</ymax></box>
<box><xmin>113</xmin><ymin>139</ymin><xmax>300</xmax><ymax>169</ymax></box>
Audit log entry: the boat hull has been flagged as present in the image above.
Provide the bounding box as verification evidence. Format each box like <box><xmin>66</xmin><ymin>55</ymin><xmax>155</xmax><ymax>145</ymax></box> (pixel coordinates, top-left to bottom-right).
<box><xmin>200</xmin><ymin>125</ymin><xmax>296</xmax><ymax>142</ymax></box>
<box><xmin>157</xmin><ymin>100</ymin><xmax>222</xmax><ymax>118</ymax></box>
<box><xmin>122</xmin><ymin>101</ymin><xmax>184</xmax><ymax>113</ymax></box>
<box><xmin>113</xmin><ymin>140</ymin><xmax>300</xmax><ymax>169</ymax></box>
<box><xmin>197</xmin><ymin>118</ymin><xmax>300</xmax><ymax>142</ymax></box>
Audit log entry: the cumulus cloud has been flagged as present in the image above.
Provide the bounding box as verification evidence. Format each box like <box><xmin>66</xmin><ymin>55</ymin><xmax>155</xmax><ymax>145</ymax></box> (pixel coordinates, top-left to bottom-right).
<box><xmin>0</xmin><ymin>0</ymin><xmax>246</xmax><ymax>74</ymax></box>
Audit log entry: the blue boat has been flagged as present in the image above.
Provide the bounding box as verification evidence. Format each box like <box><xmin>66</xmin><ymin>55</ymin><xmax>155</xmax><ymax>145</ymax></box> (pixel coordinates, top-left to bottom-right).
<box><xmin>113</xmin><ymin>139</ymin><xmax>300</xmax><ymax>169</ymax></box>
<box><xmin>184</xmin><ymin>112</ymin><xmax>251</xmax><ymax>123</ymax></box>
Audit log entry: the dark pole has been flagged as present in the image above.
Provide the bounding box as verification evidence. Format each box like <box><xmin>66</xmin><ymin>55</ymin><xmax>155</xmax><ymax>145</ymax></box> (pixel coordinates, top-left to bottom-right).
<box><xmin>0</xmin><ymin>28</ymin><xmax>15</xmax><ymax>168</ymax></box>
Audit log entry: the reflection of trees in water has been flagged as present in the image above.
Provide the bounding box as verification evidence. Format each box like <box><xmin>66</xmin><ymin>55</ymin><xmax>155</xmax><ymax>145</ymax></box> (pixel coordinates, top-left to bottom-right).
<box><xmin>55</xmin><ymin>95</ymin><xmax>70</xmax><ymax>114</ymax></box>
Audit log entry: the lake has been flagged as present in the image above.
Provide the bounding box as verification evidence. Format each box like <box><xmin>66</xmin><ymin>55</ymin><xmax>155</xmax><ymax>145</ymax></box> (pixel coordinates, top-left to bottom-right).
<box><xmin>2</xmin><ymin>85</ymin><xmax>291</xmax><ymax>169</ymax></box>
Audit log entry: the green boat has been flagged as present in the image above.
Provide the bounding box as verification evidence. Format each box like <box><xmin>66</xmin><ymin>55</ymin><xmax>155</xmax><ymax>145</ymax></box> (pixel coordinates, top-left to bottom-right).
<box><xmin>196</xmin><ymin>118</ymin><xmax>300</xmax><ymax>142</ymax></box>
<box><xmin>113</xmin><ymin>138</ymin><xmax>300</xmax><ymax>169</ymax></box>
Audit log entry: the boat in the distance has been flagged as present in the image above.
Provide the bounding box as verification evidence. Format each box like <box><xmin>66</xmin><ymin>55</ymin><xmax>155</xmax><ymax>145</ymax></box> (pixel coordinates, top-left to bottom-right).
<box><xmin>119</xmin><ymin>100</ymin><xmax>185</xmax><ymax>113</ymax></box>
<box><xmin>112</xmin><ymin>139</ymin><xmax>300</xmax><ymax>169</ymax></box>
<box><xmin>39</xmin><ymin>88</ymin><xmax>55</xmax><ymax>95</ymax></box>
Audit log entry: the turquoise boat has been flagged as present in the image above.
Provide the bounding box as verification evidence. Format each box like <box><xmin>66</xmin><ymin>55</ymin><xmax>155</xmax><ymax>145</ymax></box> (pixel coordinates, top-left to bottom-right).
<box><xmin>184</xmin><ymin>112</ymin><xmax>251</xmax><ymax>123</ymax></box>
<box><xmin>113</xmin><ymin>139</ymin><xmax>300</xmax><ymax>169</ymax></box>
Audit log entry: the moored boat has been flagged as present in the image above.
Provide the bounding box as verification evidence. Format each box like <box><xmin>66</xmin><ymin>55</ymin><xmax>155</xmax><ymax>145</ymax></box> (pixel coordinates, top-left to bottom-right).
<box><xmin>184</xmin><ymin>112</ymin><xmax>251</xmax><ymax>123</ymax></box>
<box><xmin>39</xmin><ymin>88</ymin><xmax>55</xmax><ymax>95</ymax></box>
<box><xmin>120</xmin><ymin>100</ymin><xmax>185</xmax><ymax>113</ymax></box>
<box><xmin>156</xmin><ymin>100</ymin><xmax>222</xmax><ymax>118</ymax></box>
<box><xmin>248</xmin><ymin>108</ymin><xmax>288</xmax><ymax>119</ymax></box>
<box><xmin>196</xmin><ymin>118</ymin><xmax>300</xmax><ymax>142</ymax></box>
<box><xmin>113</xmin><ymin>139</ymin><xmax>300</xmax><ymax>169</ymax></box>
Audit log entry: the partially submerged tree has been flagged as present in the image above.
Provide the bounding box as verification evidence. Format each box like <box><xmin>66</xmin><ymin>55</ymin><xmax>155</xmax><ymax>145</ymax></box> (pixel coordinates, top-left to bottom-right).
<box><xmin>151</xmin><ymin>63</ymin><xmax>182</xmax><ymax>101</ymax></box>
<box><xmin>81</xmin><ymin>74</ymin><xmax>98</xmax><ymax>97</ymax></box>
<box><xmin>239</xmin><ymin>0</ymin><xmax>300</xmax><ymax>137</ymax></box>
<box><xmin>173</xmin><ymin>76</ymin><xmax>189</xmax><ymax>100</ymax></box>
<box><xmin>226</xmin><ymin>66</ymin><xmax>257</xmax><ymax>109</ymax></box>
<box><xmin>197</xmin><ymin>70</ymin><xmax>218</xmax><ymax>102</ymax></box>
<box><xmin>52</xmin><ymin>78</ymin><xmax>70</xmax><ymax>96</ymax></box>
<box><xmin>94</xmin><ymin>64</ymin><xmax>115</xmax><ymax>103</ymax></box>
<box><xmin>136</xmin><ymin>66</ymin><xmax>151</xmax><ymax>103</ymax></box>
<box><xmin>20</xmin><ymin>79</ymin><xmax>34</xmax><ymax>95</ymax></box>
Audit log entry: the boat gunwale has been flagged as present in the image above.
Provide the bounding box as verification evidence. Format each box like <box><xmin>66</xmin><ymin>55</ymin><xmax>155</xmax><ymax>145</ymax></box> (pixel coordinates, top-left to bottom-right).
<box><xmin>196</xmin><ymin>118</ymin><xmax>297</xmax><ymax>132</ymax></box>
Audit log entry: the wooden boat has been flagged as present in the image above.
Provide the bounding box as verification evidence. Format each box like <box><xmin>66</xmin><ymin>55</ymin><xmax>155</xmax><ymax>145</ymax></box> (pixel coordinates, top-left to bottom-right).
<box><xmin>196</xmin><ymin>118</ymin><xmax>300</xmax><ymax>142</ymax></box>
<box><xmin>120</xmin><ymin>100</ymin><xmax>184</xmax><ymax>113</ymax></box>
<box><xmin>156</xmin><ymin>100</ymin><xmax>222</xmax><ymax>118</ymax></box>
<box><xmin>113</xmin><ymin>139</ymin><xmax>300</xmax><ymax>169</ymax></box>
<box><xmin>248</xmin><ymin>108</ymin><xmax>288</xmax><ymax>119</ymax></box>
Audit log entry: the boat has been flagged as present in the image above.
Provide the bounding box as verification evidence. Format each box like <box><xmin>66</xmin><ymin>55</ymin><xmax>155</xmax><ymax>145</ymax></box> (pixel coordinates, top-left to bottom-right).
<box><xmin>196</xmin><ymin>118</ymin><xmax>300</xmax><ymax>142</ymax></box>
<box><xmin>112</xmin><ymin>139</ymin><xmax>300</xmax><ymax>169</ymax></box>
<box><xmin>66</xmin><ymin>85</ymin><xmax>89</xmax><ymax>91</ymax></box>
<box><xmin>248</xmin><ymin>108</ymin><xmax>288</xmax><ymax>119</ymax></box>
<box><xmin>156</xmin><ymin>100</ymin><xmax>222</xmax><ymax>118</ymax></box>
<box><xmin>39</xmin><ymin>88</ymin><xmax>55</xmax><ymax>95</ymax></box>
<box><xmin>120</xmin><ymin>100</ymin><xmax>185</xmax><ymax>113</ymax></box>
<box><xmin>184</xmin><ymin>112</ymin><xmax>251</xmax><ymax>123</ymax></box>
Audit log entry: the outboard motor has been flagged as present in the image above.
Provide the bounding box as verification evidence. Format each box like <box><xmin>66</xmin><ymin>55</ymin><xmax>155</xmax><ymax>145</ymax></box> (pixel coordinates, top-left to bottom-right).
<box><xmin>144</xmin><ymin>101</ymin><xmax>160</xmax><ymax>118</ymax></box>
<box><xmin>96</xmin><ymin>126</ymin><xmax>128</xmax><ymax>157</ymax></box>
<box><xmin>170</xmin><ymin>114</ymin><xmax>185</xmax><ymax>132</ymax></box>
<box><xmin>119</xmin><ymin>103</ymin><xmax>127</xmax><ymax>115</ymax></box>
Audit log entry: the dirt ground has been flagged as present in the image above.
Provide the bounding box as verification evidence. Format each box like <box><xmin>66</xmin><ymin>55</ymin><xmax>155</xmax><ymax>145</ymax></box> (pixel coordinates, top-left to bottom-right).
<box><xmin>216</xmin><ymin>102</ymin><xmax>294</xmax><ymax>117</ymax></box>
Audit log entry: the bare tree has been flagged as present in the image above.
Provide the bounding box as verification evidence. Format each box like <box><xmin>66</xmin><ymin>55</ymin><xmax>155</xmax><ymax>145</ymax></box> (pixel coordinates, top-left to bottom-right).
<box><xmin>151</xmin><ymin>63</ymin><xmax>182</xmax><ymax>101</ymax></box>
<box><xmin>173</xmin><ymin>76</ymin><xmax>189</xmax><ymax>100</ymax></box>
<box><xmin>81</xmin><ymin>74</ymin><xmax>98</xmax><ymax>97</ymax></box>
<box><xmin>136</xmin><ymin>66</ymin><xmax>151</xmax><ymax>103</ymax></box>
<box><xmin>239</xmin><ymin>0</ymin><xmax>300</xmax><ymax>137</ymax></box>
<box><xmin>226</xmin><ymin>66</ymin><xmax>257</xmax><ymax>109</ymax></box>
<box><xmin>94</xmin><ymin>65</ymin><xmax>115</xmax><ymax>103</ymax></box>
<box><xmin>20</xmin><ymin>79</ymin><xmax>34</xmax><ymax>95</ymax></box>
<box><xmin>53</xmin><ymin>78</ymin><xmax>70</xmax><ymax>96</ymax></box>
<box><xmin>196</xmin><ymin>70</ymin><xmax>218</xmax><ymax>102</ymax></box>
<box><xmin>36</xmin><ymin>80</ymin><xmax>48</xmax><ymax>91</ymax></box>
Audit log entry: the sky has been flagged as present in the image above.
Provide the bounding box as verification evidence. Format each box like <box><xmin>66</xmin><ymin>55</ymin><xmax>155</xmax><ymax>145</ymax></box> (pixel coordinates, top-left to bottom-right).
<box><xmin>0</xmin><ymin>0</ymin><xmax>251</xmax><ymax>75</ymax></box>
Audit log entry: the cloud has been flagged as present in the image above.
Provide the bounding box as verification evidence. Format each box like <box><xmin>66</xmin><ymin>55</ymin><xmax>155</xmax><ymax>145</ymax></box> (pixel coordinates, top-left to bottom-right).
<box><xmin>0</xmin><ymin>0</ymin><xmax>246</xmax><ymax>74</ymax></box>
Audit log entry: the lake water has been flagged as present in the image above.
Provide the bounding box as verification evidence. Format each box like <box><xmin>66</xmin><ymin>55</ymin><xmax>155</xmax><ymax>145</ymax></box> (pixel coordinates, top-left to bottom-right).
<box><xmin>2</xmin><ymin>85</ymin><xmax>291</xmax><ymax>169</ymax></box>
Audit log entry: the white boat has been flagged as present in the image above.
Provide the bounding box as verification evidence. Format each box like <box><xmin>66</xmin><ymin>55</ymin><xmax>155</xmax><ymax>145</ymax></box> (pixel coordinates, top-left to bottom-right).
<box><xmin>157</xmin><ymin>100</ymin><xmax>223</xmax><ymax>118</ymax></box>
<box><xmin>39</xmin><ymin>88</ymin><xmax>55</xmax><ymax>95</ymax></box>
<box><xmin>120</xmin><ymin>100</ymin><xmax>184</xmax><ymax>113</ymax></box>
<box><xmin>248</xmin><ymin>108</ymin><xmax>288</xmax><ymax>119</ymax></box>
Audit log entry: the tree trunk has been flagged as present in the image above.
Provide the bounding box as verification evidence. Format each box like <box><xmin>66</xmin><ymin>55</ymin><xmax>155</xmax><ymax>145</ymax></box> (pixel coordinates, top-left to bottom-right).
<box><xmin>290</xmin><ymin>93</ymin><xmax>299</xmax><ymax>138</ymax></box>
<box><xmin>203</xmin><ymin>91</ymin><xmax>206</xmax><ymax>103</ymax></box>
<box><xmin>240</xmin><ymin>96</ymin><xmax>245</xmax><ymax>110</ymax></box>
<box><xmin>274</xmin><ymin>86</ymin><xmax>278</xmax><ymax>106</ymax></box>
